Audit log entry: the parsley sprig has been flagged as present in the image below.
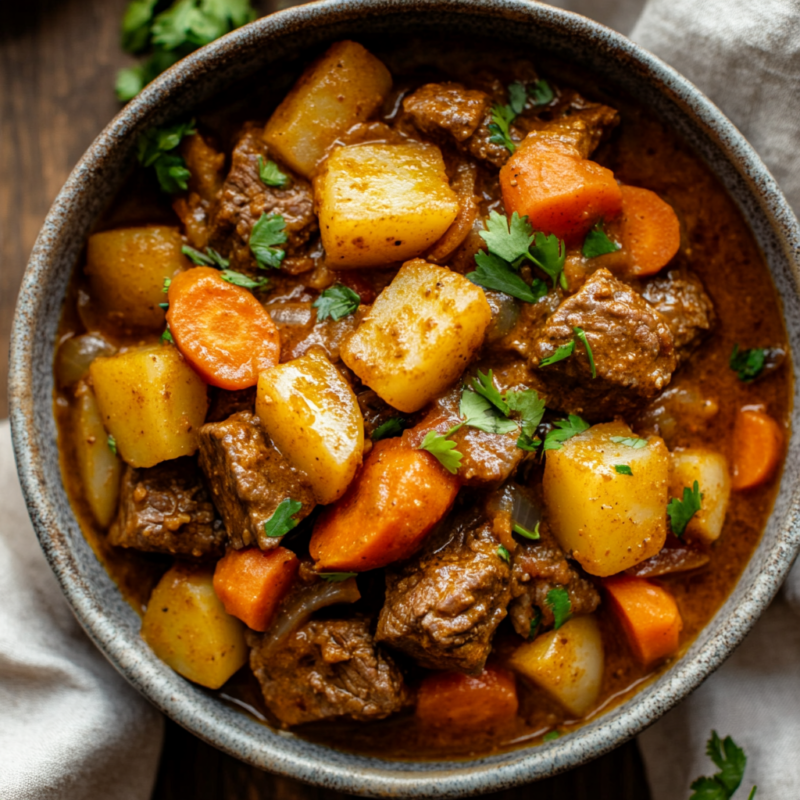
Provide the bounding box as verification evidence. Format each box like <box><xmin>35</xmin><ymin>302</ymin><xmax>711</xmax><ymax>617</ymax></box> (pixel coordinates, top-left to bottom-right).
<box><xmin>182</xmin><ymin>245</ymin><xmax>268</xmax><ymax>290</ymax></box>
<box><xmin>668</xmin><ymin>480</ymin><xmax>703</xmax><ymax>537</ymax></box>
<box><xmin>689</xmin><ymin>731</ymin><xmax>755</xmax><ymax>800</ymax></box>
<box><xmin>263</xmin><ymin>498</ymin><xmax>303</xmax><ymax>539</ymax></box>
<box><xmin>729</xmin><ymin>344</ymin><xmax>768</xmax><ymax>383</ymax></box>
<box><xmin>137</xmin><ymin>119</ymin><xmax>196</xmax><ymax>193</ymax></box>
<box><xmin>487</xmin><ymin>79</ymin><xmax>554</xmax><ymax>153</ymax></box>
<box><xmin>371</xmin><ymin>418</ymin><xmax>407</xmax><ymax>441</ymax></box>
<box><xmin>539</xmin><ymin>327</ymin><xmax>595</xmax><ymax>376</ymax></box>
<box><xmin>313</xmin><ymin>284</ymin><xmax>361</xmax><ymax>321</ymax></box>
<box><xmin>545</xmin><ymin>587</ymin><xmax>572</xmax><ymax>630</ymax></box>
<box><xmin>249</xmin><ymin>213</ymin><xmax>287</xmax><ymax>270</ymax></box>
<box><xmin>611</xmin><ymin>436</ymin><xmax>648</xmax><ymax>449</ymax></box>
<box><xmin>107</xmin><ymin>434</ymin><xmax>118</xmax><ymax>456</ymax></box>
<box><xmin>543</xmin><ymin>414</ymin><xmax>590</xmax><ymax>451</ymax></box>
<box><xmin>258</xmin><ymin>155</ymin><xmax>289</xmax><ymax>189</ymax></box>
<box><xmin>582</xmin><ymin>219</ymin><xmax>619</xmax><ymax>258</ymax></box>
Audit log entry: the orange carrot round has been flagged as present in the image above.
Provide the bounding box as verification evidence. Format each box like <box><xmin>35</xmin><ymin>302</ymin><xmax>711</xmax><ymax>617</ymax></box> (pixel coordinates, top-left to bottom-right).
<box><xmin>731</xmin><ymin>408</ymin><xmax>783</xmax><ymax>490</ymax></box>
<box><xmin>309</xmin><ymin>438</ymin><xmax>460</xmax><ymax>572</ymax></box>
<box><xmin>618</xmin><ymin>185</ymin><xmax>680</xmax><ymax>276</ymax></box>
<box><xmin>604</xmin><ymin>575</ymin><xmax>682</xmax><ymax>665</ymax></box>
<box><xmin>166</xmin><ymin>266</ymin><xmax>280</xmax><ymax>390</ymax></box>
<box><xmin>213</xmin><ymin>546</ymin><xmax>299</xmax><ymax>632</ymax></box>
<box><xmin>416</xmin><ymin>665</ymin><xmax>518</xmax><ymax>731</ymax></box>
<box><xmin>500</xmin><ymin>138</ymin><xmax>623</xmax><ymax>242</ymax></box>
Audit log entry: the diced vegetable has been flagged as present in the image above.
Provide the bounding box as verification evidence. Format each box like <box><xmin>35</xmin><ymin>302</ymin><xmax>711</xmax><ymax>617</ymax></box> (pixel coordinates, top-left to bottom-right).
<box><xmin>309</xmin><ymin>438</ymin><xmax>460</xmax><ymax>571</ymax></box>
<box><xmin>499</xmin><ymin>138</ymin><xmax>623</xmax><ymax>242</ymax></box>
<box><xmin>167</xmin><ymin>266</ymin><xmax>280</xmax><ymax>390</ymax></box>
<box><xmin>618</xmin><ymin>186</ymin><xmax>681</xmax><ymax>276</ymax></box>
<box><xmin>509</xmin><ymin>615</ymin><xmax>604</xmax><ymax>716</ymax></box>
<box><xmin>141</xmin><ymin>563</ymin><xmax>248</xmax><ymax>689</ymax></box>
<box><xmin>256</xmin><ymin>350</ymin><xmax>364</xmax><ymax>505</ymax></box>
<box><xmin>314</xmin><ymin>141</ymin><xmax>460</xmax><ymax>268</ymax></box>
<box><xmin>670</xmin><ymin>449</ymin><xmax>731</xmax><ymax>543</ymax></box>
<box><xmin>55</xmin><ymin>333</ymin><xmax>116</xmax><ymax>387</ymax></box>
<box><xmin>543</xmin><ymin>421</ymin><xmax>669</xmax><ymax>576</ymax></box>
<box><xmin>416</xmin><ymin>665</ymin><xmax>518</xmax><ymax>731</ymax></box>
<box><xmin>85</xmin><ymin>226</ymin><xmax>189</xmax><ymax>330</ymax></box>
<box><xmin>264</xmin><ymin>40</ymin><xmax>392</xmax><ymax>177</ymax></box>
<box><xmin>73</xmin><ymin>383</ymin><xmax>123</xmax><ymax>527</ymax></box>
<box><xmin>341</xmin><ymin>259</ymin><xmax>492</xmax><ymax>413</ymax></box>
<box><xmin>90</xmin><ymin>343</ymin><xmax>208</xmax><ymax>468</ymax></box>
<box><xmin>213</xmin><ymin>547</ymin><xmax>299</xmax><ymax>632</ymax></box>
<box><xmin>731</xmin><ymin>408</ymin><xmax>783</xmax><ymax>490</ymax></box>
<box><xmin>604</xmin><ymin>575</ymin><xmax>682</xmax><ymax>665</ymax></box>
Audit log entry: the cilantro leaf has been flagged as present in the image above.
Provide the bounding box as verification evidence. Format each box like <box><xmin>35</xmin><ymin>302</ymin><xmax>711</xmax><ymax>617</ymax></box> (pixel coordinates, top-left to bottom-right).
<box><xmin>539</xmin><ymin>341</ymin><xmax>575</xmax><ymax>368</ymax></box>
<box><xmin>162</xmin><ymin>277</ymin><xmax>171</xmax><ymax>293</ymax></box>
<box><xmin>371</xmin><ymin>417</ymin><xmax>407</xmax><ymax>441</ymax></box>
<box><xmin>107</xmin><ymin>434</ymin><xmax>118</xmax><ymax>456</ymax></box>
<box><xmin>264</xmin><ymin>498</ymin><xmax>303</xmax><ymax>538</ymax></box>
<box><xmin>258</xmin><ymin>155</ymin><xmax>289</xmax><ymax>189</ymax></box>
<box><xmin>313</xmin><ymin>284</ymin><xmax>361</xmax><ymax>321</ymax></box>
<box><xmin>529</xmin><ymin>606</ymin><xmax>543</xmax><ymax>639</ymax></box>
<box><xmin>181</xmin><ymin>244</ymin><xmax>229</xmax><ymax>268</ymax></box>
<box><xmin>529</xmin><ymin>79</ymin><xmax>554</xmax><ymax>106</ymax></box>
<box><xmin>529</xmin><ymin>231</ymin><xmax>567</xmax><ymax>289</ymax></box>
<box><xmin>467</xmin><ymin>251</ymin><xmax>546</xmax><ymax>303</ymax></box>
<box><xmin>471</xmin><ymin>369</ymin><xmax>510</xmax><ymax>415</ymax></box>
<box><xmin>689</xmin><ymin>731</ymin><xmax>752</xmax><ymax>800</ymax></box>
<box><xmin>319</xmin><ymin>572</ymin><xmax>357</xmax><ymax>582</ymax></box>
<box><xmin>582</xmin><ymin>220</ymin><xmax>620</xmax><ymax>258</ymax></box>
<box><xmin>121</xmin><ymin>0</ymin><xmax>161</xmax><ymax>53</ymax></box>
<box><xmin>615</xmin><ymin>464</ymin><xmax>633</xmax><ymax>476</ymax></box>
<box><xmin>249</xmin><ymin>213</ymin><xmax>287</xmax><ymax>269</ymax></box>
<box><xmin>573</xmin><ymin>326</ymin><xmax>597</xmax><ymax>378</ymax></box>
<box><xmin>543</xmin><ymin>414</ymin><xmax>590</xmax><ymax>451</ymax></box>
<box><xmin>479</xmin><ymin>211</ymin><xmax>535</xmax><ymax>264</ymax></box>
<box><xmin>668</xmin><ymin>480</ymin><xmax>703</xmax><ymax>537</ymax></box>
<box><xmin>516</xmin><ymin>433</ymin><xmax>541</xmax><ymax>451</ymax></box>
<box><xmin>220</xmin><ymin>270</ymin><xmax>268</xmax><ymax>290</ymax></box>
<box><xmin>497</xmin><ymin>545</ymin><xmax>511</xmax><ymax>563</ymax></box>
<box><xmin>729</xmin><ymin>344</ymin><xmax>767</xmax><ymax>383</ymax></box>
<box><xmin>543</xmin><ymin>730</ymin><xmax>561</xmax><ymax>742</ymax></box>
<box><xmin>545</xmin><ymin>587</ymin><xmax>572</xmax><ymax>630</ymax></box>
<box><xmin>136</xmin><ymin>119</ymin><xmax>196</xmax><ymax>193</ymax></box>
<box><xmin>514</xmin><ymin>522</ymin><xmax>540</xmax><ymax>540</ymax></box>
<box><xmin>610</xmin><ymin>436</ymin><xmax>647</xmax><ymax>449</ymax></box>
<box><xmin>459</xmin><ymin>389</ymin><xmax>518</xmax><ymax>435</ymax></box>
<box><xmin>488</xmin><ymin>103</ymin><xmax>517</xmax><ymax>153</ymax></box>
<box><xmin>161</xmin><ymin>327</ymin><xmax>174</xmax><ymax>344</ymax></box>
<box><xmin>419</xmin><ymin>428</ymin><xmax>463</xmax><ymax>474</ymax></box>
<box><xmin>116</xmin><ymin>49</ymin><xmax>181</xmax><ymax>101</ymax></box>
<box><xmin>505</xmin><ymin>388</ymin><xmax>545</xmax><ymax>437</ymax></box>
<box><xmin>508</xmin><ymin>81</ymin><xmax>528</xmax><ymax>115</ymax></box>
<box><xmin>159</xmin><ymin>301</ymin><xmax>169</xmax><ymax>310</ymax></box>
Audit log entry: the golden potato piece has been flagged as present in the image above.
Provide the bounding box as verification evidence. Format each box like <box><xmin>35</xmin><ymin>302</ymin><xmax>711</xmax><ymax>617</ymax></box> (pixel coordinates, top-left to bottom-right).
<box><xmin>141</xmin><ymin>564</ymin><xmax>247</xmax><ymax>690</ymax></box>
<box><xmin>90</xmin><ymin>344</ymin><xmax>208</xmax><ymax>468</ymax></box>
<box><xmin>264</xmin><ymin>40</ymin><xmax>392</xmax><ymax>177</ymax></box>
<box><xmin>341</xmin><ymin>259</ymin><xmax>492</xmax><ymax>413</ymax></box>
<box><xmin>86</xmin><ymin>226</ymin><xmax>190</xmax><ymax>330</ymax></box>
<box><xmin>670</xmin><ymin>448</ymin><xmax>731</xmax><ymax>543</ymax></box>
<box><xmin>543</xmin><ymin>421</ymin><xmax>669</xmax><ymax>576</ymax></box>
<box><xmin>256</xmin><ymin>350</ymin><xmax>364</xmax><ymax>505</ymax></box>
<box><xmin>315</xmin><ymin>142</ymin><xmax>460</xmax><ymax>268</ymax></box>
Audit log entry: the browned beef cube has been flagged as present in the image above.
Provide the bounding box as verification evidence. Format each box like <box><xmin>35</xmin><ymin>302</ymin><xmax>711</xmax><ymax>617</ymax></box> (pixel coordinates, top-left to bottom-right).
<box><xmin>403</xmin><ymin>82</ymin><xmax>490</xmax><ymax>143</ymax></box>
<box><xmin>108</xmin><ymin>458</ymin><xmax>224</xmax><ymax>558</ymax></box>
<box><xmin>207</xmin><ymin>123</ymin><xmax>317</xmax><ymax>274</ymax></box>
<box><xmin>197</xmin><ymin>411</ymin><xmax>315</xmax><ymax>549</ymax></box>
<box><xmin>376</xmin><ymin>511</ymin><xmax>511</xmax><ymax>673</ymax></box>
<box><xmin>529</xmin><ymin>268</ymin><xmax>678</xmax><ymax>419</ymax></box>
<box><xmin>248</xmin><ymin>617</ymin><xmax>410</xmax><ymax>727</ymax></box>
<box><xmin>517</xmin><ymin>103</ymin><xmax>620</xmax><ymax>159</ymax></box>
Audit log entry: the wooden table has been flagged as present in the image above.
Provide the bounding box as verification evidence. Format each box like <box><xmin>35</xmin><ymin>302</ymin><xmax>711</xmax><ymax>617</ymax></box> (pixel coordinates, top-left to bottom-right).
<box><xmin>0</xmin><ymin>2</ymin><xmax>651</xmax><ymax>796</ymax></box>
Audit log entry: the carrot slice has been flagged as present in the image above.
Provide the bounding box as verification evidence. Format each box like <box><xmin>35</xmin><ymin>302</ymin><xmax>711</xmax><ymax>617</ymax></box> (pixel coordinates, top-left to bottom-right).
<box><xmin>309</xmin><ymin>438</ymin><xmax>460</xmax><ymax>572</ymax></box>
<box><xmin>731</xmin><ymin>408</ymin><xmax>783</xmax><ymax>490</ymax></box>
<box><xmin>166</xmin><ymin>266</ymin><xmax>280</xmax><ymax>390</ymax></box>
<box><xmin>604</xmin><ymin>575</ymin><xmax>682</xmax><ymax>665</ymax></box>
<box><xmin>618</xmin><ymin>185</ymin><xmax>680</xmax><ymax>276</ymax></box>
<box><xmin>500</xmin><ymin>138</ymin><xmax>623</xmax><ymax>242</ymax></box>
<box><xmin>416</xmin><ymin>665</ymin><xmax>518</xmax><ymax>731</ymax></box>
<box><xmin>213</xmin><ymin>546</ymin><xmax>299</xmax><ymax>632</ymax></box>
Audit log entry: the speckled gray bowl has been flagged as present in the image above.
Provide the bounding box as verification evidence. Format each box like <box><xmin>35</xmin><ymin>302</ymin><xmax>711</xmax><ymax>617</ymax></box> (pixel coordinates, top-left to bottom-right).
<box><xmin>9</xmin><ymin>0</ymin><xmax>800</xmax><ymax>796</ymax></box>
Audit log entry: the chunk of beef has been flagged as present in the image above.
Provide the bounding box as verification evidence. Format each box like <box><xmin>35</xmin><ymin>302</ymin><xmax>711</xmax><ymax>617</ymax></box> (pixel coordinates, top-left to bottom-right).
<box><xmin>205</xmin><ymin>387</ymin><xmax>256</xmax><ymax>423</ymax></box>
<box><xmin>640</xmin><ymin>267</ymin><xmax>715</xmax><ymax>361</ymax></box>
<box><xmin>529</xmin><ymin>268</ymin><xmax>678</xmax><ymax>419</ymax></box>
<box><xmin>376</xmin><ymin>511</ymin><xmax>511</xmax><ymax>673</ymax></box>
<box><xmin>109</xmin><ymin>457</ymin><xmax>224</xmax><ymax>558</ymax></box>
<box><xmin>248</xmin><ymin>617</ymin><xmax>409</xmax><ymax>727</ymax></box>
<box><xmin>517</xmin><ymin>103</ymin><xmax>620</xmax><ymax>159</ymax></box>
<box><xmin>266</xmin><ymin>300</ymin><xmax>361</xmax><ymax>362</ymax></box>
<box><xmin>207</xmin><ymin>123</ymin><xmax>317</xmax><ymax>274</ymax></box>
<box><xmin>197</xmin><ymin>411</ymin><xmax>315</xmax><ymax>549</ymax></box>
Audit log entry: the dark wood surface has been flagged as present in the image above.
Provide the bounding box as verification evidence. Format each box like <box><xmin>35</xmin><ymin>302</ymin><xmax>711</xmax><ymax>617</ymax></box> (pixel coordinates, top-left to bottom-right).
<box><xmin>0</xmin><ymin>1</ymin><xmax>652</xmax><ymax>797</ymax></box>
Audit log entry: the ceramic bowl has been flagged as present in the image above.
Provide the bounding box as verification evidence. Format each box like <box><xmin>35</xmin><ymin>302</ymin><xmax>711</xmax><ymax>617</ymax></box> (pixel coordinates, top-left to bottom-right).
<box><xmin>9</xmin><ymin>1</ymin><xmax>800</xmax><ymax>795</ymax></box>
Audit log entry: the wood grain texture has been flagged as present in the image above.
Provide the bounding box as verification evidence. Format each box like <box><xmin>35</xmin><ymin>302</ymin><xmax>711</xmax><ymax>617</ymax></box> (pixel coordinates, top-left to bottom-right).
<box><xmin>0</xmin><ymin>2</ymin><xmax>651</xmax><ymax>797</ymax></box>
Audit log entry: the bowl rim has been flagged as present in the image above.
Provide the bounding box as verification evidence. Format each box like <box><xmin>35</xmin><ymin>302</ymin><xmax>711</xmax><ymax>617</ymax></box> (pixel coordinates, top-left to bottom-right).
<box><xmin>9</xmin><ymin>0</ymin><xmax>800</xmax><ymax>796</ymax></box>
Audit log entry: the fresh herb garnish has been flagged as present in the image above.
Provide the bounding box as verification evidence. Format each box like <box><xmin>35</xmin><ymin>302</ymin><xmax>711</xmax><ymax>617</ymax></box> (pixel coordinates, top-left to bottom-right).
<box><xmin>729</xmin><ymin>344</ymin><xmax>767</xmax><ymax>383</ymax></box>
<box><xmin>257</xmin><ymin>155</ymin><xmax>289</xmax><ymax>188</ymax></box>
<box><xmin>249</xmin><ymin>213</ymin><xmax>287</xmax><ymax>269</ymax></box>
<box><xmin>539</xmin><ymin>341</ymin><xmax>575</xmax><ymax>368</ymax></box>
<box><xmin>419</xmin><ymin>427</ymin><xmax>463</xmax><ymax>475</ymax></box>
<box><xmin>543</xmin><ymin>730</ymin><xmax>561</xmax><ymax>742</ymax></box>
<box><xmin>582</xmin><ymin>219</ymin><xmax>620</xmax><ymax>259</ymax></box>
<box><xmin>505</xmin><ymin>388</ymin><xmax>546</xmax><ymax>441</ymax></box>
<box><xmin>497</xmin><ymin>545</ymin><xmax>511</xmax><ymax>563</ymax></box>
<box><xmin>610</xmin><ymin>436</ymin><xmax>648</xmax><ymax>449</ymax></box>
<box><xmin>181</xmin><ymin>244</ymin><xmax>229</xmax><ymax>269</ymax></box>
<box><xmin>543</xmin><ymin>414</ymin><xmax>590</xmax><ymax>451</ymax></box>
<box><xmin>467</xmin><ymin>251</ymin><xmax>547</xmax><ymax>303</ymax></box>
<box><xmin>529</xmin><ymin>606</ymin><xmax>543</xmax><ymax>639</ymax></box>
<box><xmin>516</xmin><ymin>434</ymin><xmax>542</xmax><ymax>451</ymax></box>
<box><xmin>513</xmin><ymin>522</ymin><xmax>540</xmax><ymax>540</ymax></box>
<box><xmin>161</xmin><ymin>327</ymin><xmax>174</xmax><ymax>344</ymax></box>
<box><xmin>313</xmin><ymin>284</ymin><xmax>361</xmax><ymax>321</ymax></box>
<box><xmin>136</xmin><ymin>119</ymin><xmax>196</xmax><ymax>194</ymax></box>
<box><xmin>319</xmin><ymin>572</ymin><xmax>358</xmax><ymax>583</ymax></box>
<box><xmin>162</xmin><ymin>277</ymin><xmax>171</xmax><ymax>293</ymax></box>
<box><xmin>689</xmin><ymin>731</ymin><xmax>754</xmax><ymax>800</ymax></box>
<box><xmin>668</xmin><ymin>480</ymin><xmax>703</xmax><ymax>538</ymax></box>
<box><xmin>508</xmin><ymin>81</ymin><xmax>528</xmax><ymax>115</ymax></box>
<box><xmin>459</xmin><ymin>389</ymin><xmax>518</xmax><ymax>435</ymax></box>
<box><xmin>545</xmin><ymin>587</ymin><xmax>572</xmax><ymax>630</ymax></box>
<box><xmin>107</xmin><ymin>434</ymin><xmax>118</xmax><ymax>456</ymax></box>
<box><xmin>371</xmin><ymin>418</ymin><xmax>407</xmax><ymax>441</ymax></box>
<box><xmin>530</xmin><ymin>231</ymin><xmax>568</xmax><ymax>289</ymax></box>
<box><xmin>471</xmin><ymin>369</ymin><xmax>511</xmax><ymax>415</ymax></box>
<box><xmin>220</xmin><ymin>270</ymin><xmax>268</xmax><ymax>290</ymax></box>
<box><xmin>264</xmin><ymin>498</ymin><xmax>303</xmax><ymax>538</ymax></box>
<box><xmin>488</xmin><ymin>103</ymin><xmax>517</xmax><ymax>154</ymax></box>
<box><xmin>529</xmin><ymin>79</ymin><xmax>554</xmax><ymax>106</ymax></box>
<box><xmin>159</xmin><ymin>301</ymin><xmax>169</xmax><ymax>310</ymax></box>
<box><xmin>614</xmin><ymin>464</ymin><xmax>633</xmax><ymax>476</ymax></box>
<box><xmin>573</xmin><ymin>326</ymin><xmax>597</xmax><ymax>378</ymax></box>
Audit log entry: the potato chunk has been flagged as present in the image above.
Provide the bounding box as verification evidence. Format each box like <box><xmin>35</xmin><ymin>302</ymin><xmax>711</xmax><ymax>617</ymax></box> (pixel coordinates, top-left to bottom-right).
<box><xmin>86</xmin><ymin>226</ymin><xmax>189</xmax><ymax>330</ymax></box>
<box><xmin>256</xmin><ymin>350</ymin><xmax>364</xmax><ymax>505</ymax></box>
<box><xmin>543</xmin><ymin>421</ymin><xmax>669</xmax><ymax>576</ymax></box>
<box><xmin>141</xmin><ymin>564</ymin><xmax>247</xmax><ymax>689</ymax></box>
<box><xmin>509</xmin><ymin>616</ymin><xmax>604</xmax><ymax>716</ymax></box>
<box><xmin>315</xmin><ymin>142</ymin><xmax>460</xmax><ymax>268</ymax></box>
<box><xmin>341</xmin><ymin>259</ymin><xmax>491</xmax><ymax>413</ymax></box>
<box><xmin>670</xmin><ymin>448</ymin><xmax>731</xmax><ymax>543</ymax></box>
<box><xmin>264</xmin><ymin>40</ymin><xmax>392</xmax><ymax>177</ymax></box>
<box><xmin>90</xmin><ymin>344</ymin><xmax>208</xmax><ymax>468</ymax></box>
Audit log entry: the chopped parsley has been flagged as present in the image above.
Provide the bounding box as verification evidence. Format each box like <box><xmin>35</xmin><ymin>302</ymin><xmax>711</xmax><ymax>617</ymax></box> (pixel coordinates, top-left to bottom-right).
<box><xmin>543</xmin><ymin>414</ymin><xmax>590</xmax><ymax>451</ymax></box>
<box><xmin>529</xmin><ymin>231</ymin><xmax>568</xmax><ymax>289</ymax></box>
<box><xmin>161</xmin><ymin>327</ymin><xmax>174</xmax><ymax>344</ymax></box>
<box><xmin>689</xmin><ymin>731</ymin><xmax>754</xmax><ymax>800</ymax></box>
<box><xmin>543</xmin><ymin>730</ymin><xmax>561</xmax><ymax>742</ymax></box>
<box><xmin>610</xmin><ymin>436</ymin><xmax>648</xmax><ymax>449</ymax></box>
<box><xmin>263</xmin><ymin>498</ymin><xmax>303</xmax><ymax>538</ymax></box>
<box><xmin>545</xmin><ymin>587</ymin><xmax>572</xmax><ymax>630</ymax></box>
<box><xmin>668</xmin><ymin>480</ymin><xmax>703</xmax><ymax>538</ymax></box>
<box><xmin>319</xmin><ymin>572</ymin><xmax>358</xmax><ymax>583</ymax></box>
<box><xmin>488</xmin><ymin>103</ymin><xmax>517</xmax><ymax>153</ymax></box>
<box><xmin>371</xmin><ymin>417</ymin><xmax>407</xmax><ymax>441</ymax></box>
<box><xmin>614</xmin><ymin>464</ymin><xmax>633</xmax><ymax>476</ymax></box>
<box><xmin>539</xmin><ymin>341</ymin><xmax>575</xmax><ymax>368</ymax></box>
<box><xmin>497</xmin><ymin>545</ymin><xmax>511</xmax><ymax>563</ymax></box>
<box><xmin>529</xmin><ymin>606</ymin><xmax>543</xmax><ymax>639</ymax></box>
<box><xmin>249</xmin><ymin>213</ymin><xmax>287</xmax><ymax>269</ymax></box>
<box><xmin>107</xmin><ymin>434</ymin><xmax>118</xmax><ymax>456</ymax></box>
<box><xmin>181</xmin><ymin>244</ymin><xmax>229</xmax><ymax>269</ymax></box>
<box><xmin>220</xmin><ymin>270</ymin><xmax>268</xmax><ymax>290</ymax></box>
<box><xmin>529</xmin><ymin>79</ymin><xmax>554</xmax><ymax>106</ymax></box>
<box><xmin>729</xmin><ymin>344</ymin><xmax>767</xmax><ymax>383</ymax></box>
<box><xmin>459</xmin><ymin>388</ymin><xmax>518</xmax><ymax>435</ymax></box>
<box><xmin>513</xmin><ymin>522</ymin><xmax>540</xmax><ymax>540</ymax></box>
<box><xmin>467</xmin><ymin>251</ymin><xmax>547</xmax><ymax>303</ymax></box>
<box><xmin>573</xmin><ymin>326</ymin><xmax>597</xmax><ymax>378</ymax></box>
<box><xmin>508</xmin><ymin>81</ymin><xmax>528</xmax><ymax>115</ymax></box>
<box><xmin>506</xmin><ymin>388</ymin><xmax>546</xmax><ymax>442</ymax></box>
<box><xmin>257</xmin><ymin>155</ymin><xmax>289</xmax><ymax>188</ymax></box>
<box><xmin>582</xmin><ymin>220</ymin><xmax>620</xmax><ymax>258</ymax></box>
<box><xmin>419</xmin><ymin>427</ymin><xmax>463</xmax><ymax>474</ymax></box>
<box><xmin>313</xmin><ymin>284</ymin><xmax>361</xmax><ymax>321</ymax></box>
<box><xmin>162</xmin><ymin>277</ymin><xmax>171</xmax><ymax>293</ymax></box>
<box><xmin>136</xmin><ymin>119</ymin><xmax>196</xmax><ymax>193</ymax></box>
<box><xmin>159</xmin><ymin>301</ymin><xmax>169</xmax><ymax>310</ymax></box>
<box><xmin>471</xmin><ymin>369</ymin><xmax>510</xmax><ymax>415</ymax></box>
